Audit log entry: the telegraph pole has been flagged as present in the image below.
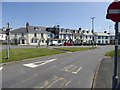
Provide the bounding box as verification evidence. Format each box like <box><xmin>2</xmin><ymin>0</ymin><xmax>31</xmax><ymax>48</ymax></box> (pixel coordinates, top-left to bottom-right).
<box><xmin>91</xmin><ymin>17</ymin><xmax>95</xmax><ymax>48</ymax></box>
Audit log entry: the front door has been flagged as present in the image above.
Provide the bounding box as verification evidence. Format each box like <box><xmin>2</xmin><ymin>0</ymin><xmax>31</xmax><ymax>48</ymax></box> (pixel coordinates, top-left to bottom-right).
<box><xmin>22</xmin><ymin>39</ymin><xmax>25</xmax><ymax>44</ymax></box>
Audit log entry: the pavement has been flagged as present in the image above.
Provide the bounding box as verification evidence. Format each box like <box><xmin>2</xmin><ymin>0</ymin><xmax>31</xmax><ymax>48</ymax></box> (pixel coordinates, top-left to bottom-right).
<box><xmin>1</xmin><ymin>46</ymin><xmax>114</xmax><ymax>89</ymax></box>
<box><xmin>93</xmin><ymin>57</ymin><xmax>120</xmax><ymax>89</ymax></box>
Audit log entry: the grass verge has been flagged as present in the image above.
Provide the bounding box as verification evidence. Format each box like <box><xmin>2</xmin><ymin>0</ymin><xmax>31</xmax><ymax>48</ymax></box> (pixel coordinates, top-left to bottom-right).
<box><xmin>105</xmin><ymin>49</ymin><xmax>120</xmax><ymax>62</ymax></box>
<box><xmin>57</xmin><ymin>47</ymin><xmax>94</xmax><ymax>52</ymax></box>
<box><xmin>105</xmin><ymin>49</ymin><xmax>120</xmax><ymax>58</ymax></box>
<box><xmin>1</xmin><ymin>48</ymin><xmax>64</xmax><ymax>63</ymax></box>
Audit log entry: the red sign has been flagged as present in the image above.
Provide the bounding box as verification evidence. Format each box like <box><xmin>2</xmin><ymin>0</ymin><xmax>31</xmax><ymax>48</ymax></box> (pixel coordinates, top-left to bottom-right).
<box><xmin>107</xmin><ymin>1</ymin><xmax>120</xmax><ymax>22</ymax></box>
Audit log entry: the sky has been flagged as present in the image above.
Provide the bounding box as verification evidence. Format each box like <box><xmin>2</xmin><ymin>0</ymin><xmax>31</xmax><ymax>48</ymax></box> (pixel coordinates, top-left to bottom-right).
<box><xmin>2</xmin><ymin>2</ymin><xmax>115</xmax><ymax>32</ymax></box>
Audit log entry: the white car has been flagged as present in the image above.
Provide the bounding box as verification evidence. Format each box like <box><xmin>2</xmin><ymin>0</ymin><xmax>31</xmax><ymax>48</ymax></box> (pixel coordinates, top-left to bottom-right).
<box><xmin>50</xmin><ymin>40</ymin><xmax>62</xmax><ymax>46</ymax></box>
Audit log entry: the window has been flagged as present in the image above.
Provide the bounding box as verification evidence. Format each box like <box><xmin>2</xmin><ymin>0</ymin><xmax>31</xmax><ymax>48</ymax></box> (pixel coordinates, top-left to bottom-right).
<box><xmin>22</xmin><ymin>39</ymin><xmax>25</xmax><ymax>44</ymax></box>
<box><xmin>102</xmin><ymin>36</ymin><xmax>104</xmax><ymax>39</ymax></box>
<box><xmin>105</xmin><ymin>36</ymin><xmax>108</xmax><ymax>39</ymax></box>
<box><xmin>98</xmin><ymin>40</ymin><xmax>100</xmax><ymax>44</ymax></box>
<box><xmin>35</xmin><ymin>39</ymin><xmax>37</xmax><ymax>43</ymax></box>
<box><xmin>15</xmin><ymin>34</ymin><xmax>17</xmax><ymax>36</ymax></box>
<box><xmin>61</xmin><ymin>29</ymin><xmax>63</xmax><ymax>32</ymax></box>
<box><xmin>64</xmin><ymin>34</ymin><xmax>66</xmax><ymax>39</ymax></box>
<box><xmin>86</xmin><ymin>36</ymin><xmax>87</xmax><ymax>39</ymax></box>
<box><xmin>34</xmin><ymin>33</ymin><xmax>37</xmax><ymax>37</ymax></box>
<box><xmin>22</xmin><ymin>33</ymin><xmax>24</xmax><ymax>37</ymax></box>
<box><xmin>42</xmin><ymin>40</ymin><xmax>44</xmax><ymax>43</ymax></box>
<box><xmin>102</xmin><ymin>40</ymin><xmax>104</xmax><ymax>43</ymax></box>
<box><xmin>106</xmin><ymin>41</ymin><xmax>108</xmax><ymax>44</ymax></box>
<box><xmin>41</xmin><ymin>33</ymin><xmax>43</xmax><ymax>38</ymax></box>
<box><xmin>90</xmin><ymin>36</ymin><xmax>91</xmax><ymax>39</ymax></box>
<box><xmin>98</xmin><ymin>36</ymin><xmax>101</xmax><ymax>39</ymax></box>
<box><xmin>31</xmin><ymin>39</ymin><xmax>33</xmax><ymax>43</ymax></box>
<box><xmin>50</xmin><ymin>34</ymin><xmax>53</xmax><ymax>38</ymax></box>
<box><xmin>68</xmin><ymin>34</ymin><xmax>71</xmax><ymax>38</ymax></box>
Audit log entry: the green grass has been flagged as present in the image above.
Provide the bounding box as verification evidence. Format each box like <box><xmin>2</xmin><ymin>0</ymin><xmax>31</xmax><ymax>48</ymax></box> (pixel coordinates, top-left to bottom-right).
<box><xmin>57</xmin><ymin>47</ymin><xmax>94</xmax><ymax>52</ymax></box>
<box><xmin>105</xmin><ymin>49</ymin><xmax>120</xmax><ymax>58</ymax></box>
<box><xmin>1</xmin><ymin>48</ymin><xmax>64</xmax><ymax>63</ymax></box>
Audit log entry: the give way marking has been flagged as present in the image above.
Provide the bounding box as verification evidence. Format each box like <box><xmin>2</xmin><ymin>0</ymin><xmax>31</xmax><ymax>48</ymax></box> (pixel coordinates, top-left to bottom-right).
<box><xmin>23</xmin><ymin>58</ymin><xmax>57</xmax><ymax>68</ymax></box>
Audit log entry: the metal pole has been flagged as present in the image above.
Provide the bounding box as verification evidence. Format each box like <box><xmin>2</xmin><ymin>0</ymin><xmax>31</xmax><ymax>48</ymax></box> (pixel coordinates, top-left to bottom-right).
<box><xmin>112</xmin><ymin>22</ymin><xmax>119</xmax><ymax>89</ymax></box>
<box><xmin>6</xmin><ymin>35</ymin><xmax>9</xmax><ymax>59</ymax></box>
<box><xmin>5</xmin><ymin>23</ymin><xmax>10</xmax><ymax>60</ymax></box>
<box><xmin>91</xmin><ymin>17</ymin><xmax>95</xmax><ymax>48</ymax></box>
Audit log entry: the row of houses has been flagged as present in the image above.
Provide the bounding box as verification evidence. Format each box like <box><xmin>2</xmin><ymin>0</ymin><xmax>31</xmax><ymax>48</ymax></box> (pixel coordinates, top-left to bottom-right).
<box><xmin>0</xmin><ymin>22</ymin><xmax>118</xmax><ymax>46</ymax></box>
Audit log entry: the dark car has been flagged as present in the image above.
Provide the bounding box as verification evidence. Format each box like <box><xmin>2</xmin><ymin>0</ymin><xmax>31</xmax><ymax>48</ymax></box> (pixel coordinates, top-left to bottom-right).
<box><xmin>64</xmin><ymin>42</ymin><xmax>73</xmax><ymax>46</ymax></box>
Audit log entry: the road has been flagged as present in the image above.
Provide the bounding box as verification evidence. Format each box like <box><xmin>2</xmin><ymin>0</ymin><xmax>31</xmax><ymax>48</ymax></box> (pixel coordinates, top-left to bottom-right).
<box><xmin>2</xmin><ymin>46</ymin><xmax>114</xmax><ymax>88</ymax></box>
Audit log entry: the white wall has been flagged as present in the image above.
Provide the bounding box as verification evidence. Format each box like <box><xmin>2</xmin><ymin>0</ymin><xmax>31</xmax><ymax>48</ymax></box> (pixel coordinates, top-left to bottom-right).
<box><xmin>0</xmin><ymin>33</ymin><xmax>6</xmax><ymax>41</ymax></box>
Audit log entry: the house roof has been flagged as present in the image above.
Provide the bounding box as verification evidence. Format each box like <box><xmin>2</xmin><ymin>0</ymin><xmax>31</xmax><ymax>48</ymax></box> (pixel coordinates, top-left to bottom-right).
<box><xmin>11</xmin><ymin>27</ymin><xmax>28</xmax><ymax>34</ymax></box>
<box><xmin>94</xmin><ymin>32</ymin><xmax>110</xmax><ymax>36</ymax></box>
<box><xmin>0</xmin><ymin>29</ymin><xmax>6</xmax><ymax>34</ymax></box>
<box><xmin>82</xmin><ymin>31</ymin><xmax>93</xmax><ymax>36</ymax></box>
<box><xmin>11</xmin><ymin>26</ymin><xmax>52</xmax><ymax>34</ymax></box>
<box><xmin>109</xmin><ymin>33</ymin><xmax>115</xmax><ymax>36</ymax></box>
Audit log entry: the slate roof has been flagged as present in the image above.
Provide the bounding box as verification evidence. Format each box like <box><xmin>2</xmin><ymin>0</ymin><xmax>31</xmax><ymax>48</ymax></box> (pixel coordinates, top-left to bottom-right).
<box><xmin>109</xmin><ymin>33</ymin><xmax>115</xmax><ymax>36</ymax></box>
<box><xmin>11</xmin><ymin>26</ymin><xmax>52</xmax><ymax>34</ymax></box>
<box><xmin>82</xmin><ymin>30</ymin><xmax>93</xmax><ymax>36</ymax></box>
<box><xmin>0</xmin><ymin>29</ymin><xmax>6</xmax><ymax>34</ymax></box>
<box><xmin>11</xmin><ymin>27</ymin><xmax>28</xmax><ymax>34</ymax></box>
<box><xmin>94</xmin><ymin>32</ymin><xmax>110</xmax><ymax>36</ymax></box>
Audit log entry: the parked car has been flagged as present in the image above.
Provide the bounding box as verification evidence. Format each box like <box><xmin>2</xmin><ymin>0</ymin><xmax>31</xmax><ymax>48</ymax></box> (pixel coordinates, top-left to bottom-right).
<box><xmin>64</xmin><ymin>42</ymin><xmax>73</xmax><ymax>46</ymax></box>
<box><xmin>50</xmin><ymin>40</ymin><xmax>62</xmax><ymax>46</ymax></box>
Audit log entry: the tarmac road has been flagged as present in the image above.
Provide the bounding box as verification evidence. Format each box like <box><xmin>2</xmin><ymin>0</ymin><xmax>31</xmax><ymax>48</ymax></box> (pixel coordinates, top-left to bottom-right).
<box><xmin>2</xmin><ymin>46</ymin><xmax>114</xmax><ymax>88</ymax></box>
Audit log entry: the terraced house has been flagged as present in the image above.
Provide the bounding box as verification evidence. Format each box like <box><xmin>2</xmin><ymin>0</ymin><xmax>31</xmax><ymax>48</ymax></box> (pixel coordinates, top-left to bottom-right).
<box><xmin>2</xmin><ymin>22</ymin><xmax>116</xmax><ymax>46</ymax></box>
<box><xmin>93</xmin><ymin>31</ymin><xmax>110</xmax><ymax>45</ymax></box>
<box><xmin>10</xmin><ymin>23</ymin><xmax>52</xmax><ymax>46</ymax></box>
<box><xmin>0</xmin><ymin>29</ymin><xmax>6</xmax><ymax>44</ymax></box>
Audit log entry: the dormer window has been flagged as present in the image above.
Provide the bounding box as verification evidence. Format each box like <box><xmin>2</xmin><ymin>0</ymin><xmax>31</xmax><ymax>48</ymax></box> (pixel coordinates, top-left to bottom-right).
<box><xmin>34</xmin><ymin>27</ymin><xmax>39</xmax><ymax>30</ymax></box>
<box><xmin>66</xmin><ymin>29</ymin><xmax>68</xmax><ymax>32</ymax></box>
<box><xmin>73</xmin><ymin>30</ymin><xmax>75</xmax><ymax>33</ymax></box>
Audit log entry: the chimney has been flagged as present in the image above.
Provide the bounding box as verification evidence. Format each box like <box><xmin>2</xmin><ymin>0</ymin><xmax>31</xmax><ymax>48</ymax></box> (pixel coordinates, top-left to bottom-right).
<box><xmin>87</xmin><ymin>31</ymin><xmax>89</xmax><ymax>33</ymax></box>
<box><xmin>26</xmin><ymin>22</ymin><xmax>29</xmax><ymax>33</ymax></box>
<box><xmin>79</xmin><ymin>28</ymin><xmax>81</xmax><ymax>30</ymax></box>
<box><xmin>104</xmin><ymin>31</ymin><xmax>107</xmax><ymax>33</ymax></box>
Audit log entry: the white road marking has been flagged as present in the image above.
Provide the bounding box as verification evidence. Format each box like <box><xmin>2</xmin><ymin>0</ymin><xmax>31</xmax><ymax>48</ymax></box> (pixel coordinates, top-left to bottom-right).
<box><xmin>65</xmin><ymin>81</ymin><xmax>72</xmax><ymax>86</ymax></box>
<box><xmin>23</xmin><ymin>58</ymin><xmax>57</xmax><ymax>68</ymax></box>
<box><xmin>63</xmin><ymin>65</ymin><xmax>83</xmax><ymax>74</ymax></box>
<box><xmin>0</xmin><ymin>67</ymin><xmax>3</xmax><ymax>70</ymax></box>
<box><xmin>72</xmin><ymin>67</ymin><xmax>83</xmax><ymax>74</ymax></box>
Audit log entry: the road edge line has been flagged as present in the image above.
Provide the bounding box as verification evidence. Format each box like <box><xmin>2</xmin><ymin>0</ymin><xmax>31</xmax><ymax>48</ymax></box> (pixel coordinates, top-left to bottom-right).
<box><xmin>91</xmin><ymin>57</ymin><xmax>104</xmax><ymax>90</ymax></box>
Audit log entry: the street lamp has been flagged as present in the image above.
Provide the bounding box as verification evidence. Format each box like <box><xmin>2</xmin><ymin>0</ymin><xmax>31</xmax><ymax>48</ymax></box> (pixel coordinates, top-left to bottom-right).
<box><xmin>91</xmin><ymin>17</ymin><xmax>95</xmax><ymax>48</ymax></box>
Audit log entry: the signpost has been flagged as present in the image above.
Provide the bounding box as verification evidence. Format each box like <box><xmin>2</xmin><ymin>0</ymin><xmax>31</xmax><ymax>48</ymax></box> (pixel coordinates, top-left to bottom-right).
<box><xmin>5</xmin><ymin>23</ymin><xmax>11</xmax><ymax>60</ymax></box>
<box><xmin>106</xmin><ymin>1</ymin><xmax>120</xmax><ymax>89</ymax></box>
